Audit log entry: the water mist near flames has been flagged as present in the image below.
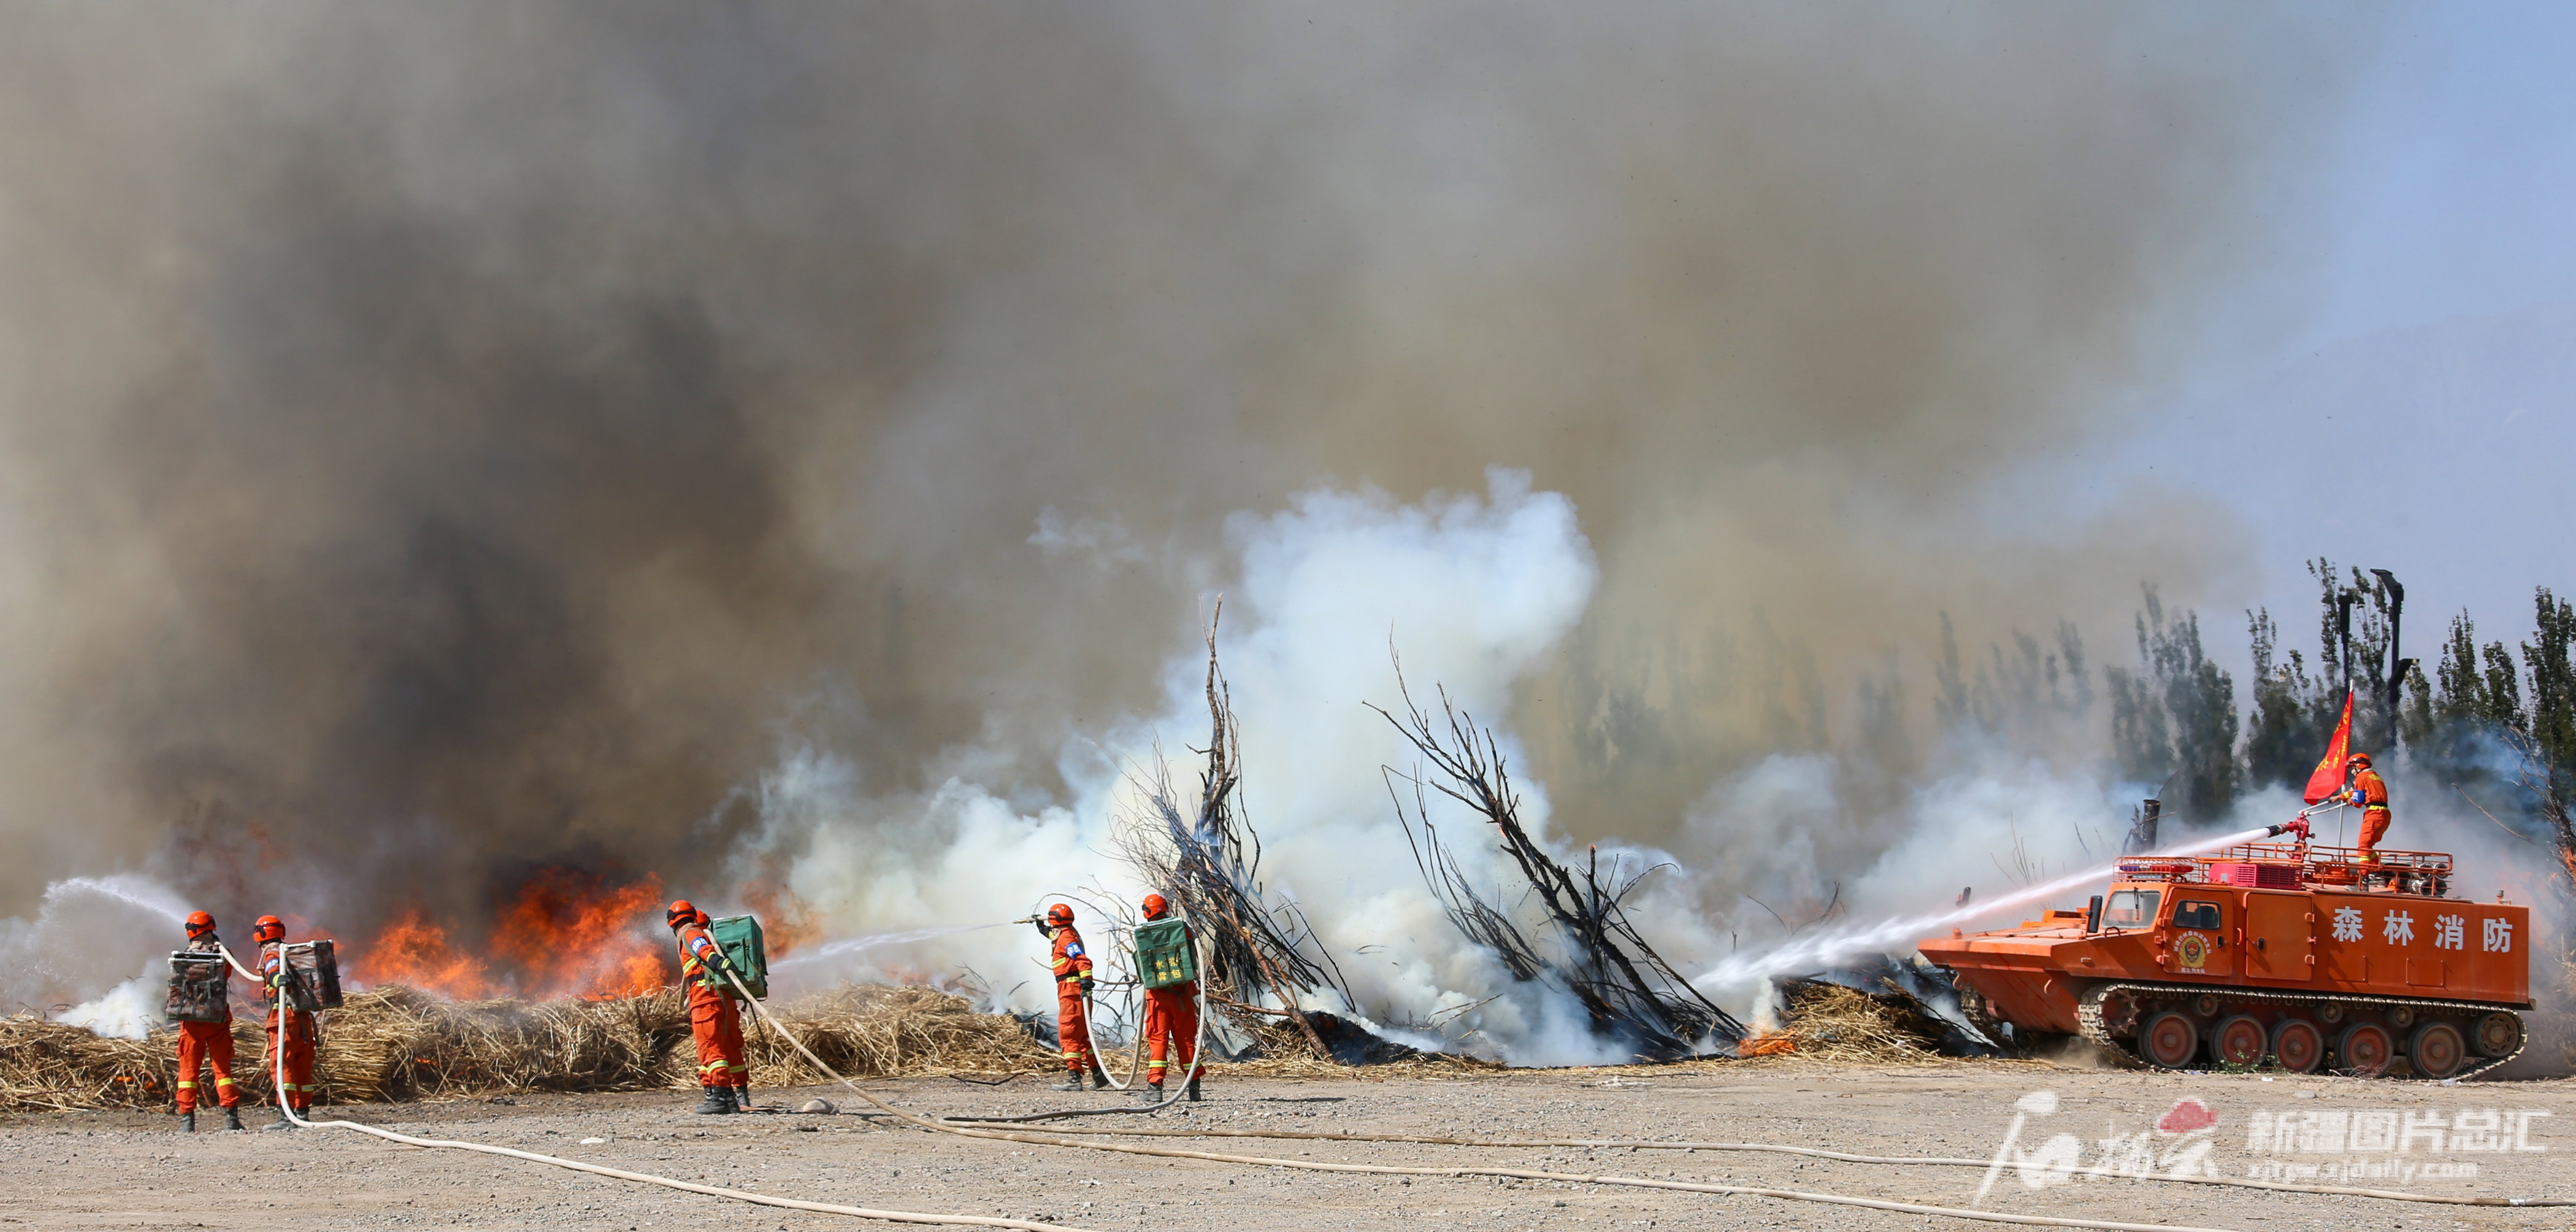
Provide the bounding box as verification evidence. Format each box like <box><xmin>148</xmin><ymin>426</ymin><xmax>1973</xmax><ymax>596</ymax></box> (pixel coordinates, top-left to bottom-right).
<box><xmin>0</xmin><ymin>6</ymin><xmax>2393</xmax><ymax>1058</ymax></box>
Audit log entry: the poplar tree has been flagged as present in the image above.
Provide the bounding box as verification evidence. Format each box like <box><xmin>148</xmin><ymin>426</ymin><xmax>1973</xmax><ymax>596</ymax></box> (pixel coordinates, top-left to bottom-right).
<box><xmin>2244</xmin><ymin>606</ymin><xmax>2323</xmax><ymax>790</ymax></box>
<box><xmin>2109</xmin><ymin>587</ymin><xmax>2239</xmax><ymax>821</ymax></box>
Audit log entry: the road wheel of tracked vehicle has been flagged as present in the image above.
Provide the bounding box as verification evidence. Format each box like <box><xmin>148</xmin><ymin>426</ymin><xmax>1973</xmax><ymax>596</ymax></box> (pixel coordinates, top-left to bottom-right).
<box><xmin>2338</xmin><ymin>1022</ymin><xmax>2394</xmax><ymax>1076</ymax></box>
<box><xmin>2271</xmin><ymin>1019</ymin><xmax>2325</xmax><ymax>1074</ymax></box>
<box><xmin>2389</xmin><ymin>1005</ymin><xmax>2417</xmax><ymax>1030</ymax></box>
<box><xmin>2474</xmin><ymin>1012</ymin><xmax>2524</xmax><ymax>1058</ymax></box>
<box><xmin>2410</xmin><ymin>1023</ymin><xmax>2467</xmax><ymax>1080</ymax></box>
<box><xmin>2214</xmin><ymin>1015</ymin><xmax>2268</xmax><ymax>1068</ymax></box>
<box><xmin>2140</xmin><ymin>1011</ymin><xmax>2201</xmax><ymax>1069</ymax></box>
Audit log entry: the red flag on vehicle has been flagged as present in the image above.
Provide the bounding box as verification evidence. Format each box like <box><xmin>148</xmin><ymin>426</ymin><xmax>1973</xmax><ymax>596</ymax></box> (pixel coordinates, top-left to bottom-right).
<box><xmin>2302</xmin><ymin>690</ymin><xmax>2354</xmax><ymax>804</ymax></box>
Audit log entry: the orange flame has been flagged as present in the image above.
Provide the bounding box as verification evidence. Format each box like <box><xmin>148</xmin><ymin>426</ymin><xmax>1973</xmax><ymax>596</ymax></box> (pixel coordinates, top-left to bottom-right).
<box><xmin>740</xmin><ymin>880</ymin><xmax>819</xmax><ymax>957</ymax></box>
<box><xmin>348</xmin><ymin>908</ymin><xmax>498</xmax><ymax>1000</ymax></box>
<box><xmin>351</xmin><ymin>869</ymin><xmax>677</xmax><ymax>1002</ymax></box>
<box><xmin>489</xmin><ymin>869</ymin><xmax>672</xmax><ymax>1000</ymax></box>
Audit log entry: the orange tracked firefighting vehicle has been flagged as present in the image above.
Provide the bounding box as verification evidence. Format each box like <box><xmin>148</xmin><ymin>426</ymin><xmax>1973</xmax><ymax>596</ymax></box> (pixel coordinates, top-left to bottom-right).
<box><xmin>1919</xmin><ymin>820</ymin><xmax>2531</xmax><ymax>1079</ymax></box>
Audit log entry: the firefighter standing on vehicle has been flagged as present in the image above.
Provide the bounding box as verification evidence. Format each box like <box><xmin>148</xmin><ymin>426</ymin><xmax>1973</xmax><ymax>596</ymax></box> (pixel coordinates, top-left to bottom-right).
<box><xmin>1038</xmin><ymin>904</ymin><xmax>1109</xmax><ymax>1091</ymax></box>
<box><xmin>669</xmin><ymin>900</ymin><xmax>749</xmax><ymax>1114</ymax></box>
<box><xmin>254</xmin><ymin>915</ymin><xmax>316</xmax><ymax>1130</ymax></box>
<box><xmin>2347</xmin><ymin>752</ymin><xmax>2392</xmax><ymax>864</ymax></box>
<box><xmin>1136</xmin><ymin>893</ymin><xmax>1202</xmax><ymax>1104</ymax></box>
<box><xmin>174</xmin><ymin>911</ymin><xmax>244</xmax><ymax>1133</ymax></box>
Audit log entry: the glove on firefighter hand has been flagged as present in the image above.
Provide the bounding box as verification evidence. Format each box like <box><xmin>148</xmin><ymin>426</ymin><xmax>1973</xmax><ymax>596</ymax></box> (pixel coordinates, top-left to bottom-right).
<box><xmin>1078</xmin><ymin>976</ymin><xmax>1094</xmax><ymax>994</ymax></box>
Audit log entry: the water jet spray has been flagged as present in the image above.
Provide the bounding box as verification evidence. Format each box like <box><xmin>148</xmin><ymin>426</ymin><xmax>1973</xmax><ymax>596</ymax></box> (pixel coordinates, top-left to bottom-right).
<box><xmin>771</xmin><ymin>922</ymin><xmax>1021</xmax><ymax>969</ymax></box>
<box><xmin>1693</xmin><ymin>823</ymin><xmax>2300</xmax><ymax>994</ymax></box>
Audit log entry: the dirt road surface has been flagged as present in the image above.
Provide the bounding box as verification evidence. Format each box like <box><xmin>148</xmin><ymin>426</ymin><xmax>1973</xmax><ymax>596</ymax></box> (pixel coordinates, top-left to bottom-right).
<box><xmin>4</xmin><ymin>1059</ymin><xmax>2570</xmax><ymax>1231</ymax></box>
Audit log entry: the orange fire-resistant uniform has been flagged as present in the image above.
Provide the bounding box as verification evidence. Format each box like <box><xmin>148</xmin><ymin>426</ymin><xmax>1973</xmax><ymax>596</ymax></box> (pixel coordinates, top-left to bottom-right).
<box><xmin>2350</xmin><ymin>766</ymin><xmax>2392</xmax><ymax>864</ymax></box>
<box><xmin>1050</xmin><ymin>925</ymin><xmax>1096</xmax><ymax>1074</ymax></box>
<box><xmin>675</xmin><ymin>919</ymin><xmax>748</xmax><ymax>1094</ymax></box>
<box><xmin>258</xmin><ymin>942</ymin><xmax>316</xmax><ymax>1112</ymax></box>
<box><xmin>1141</xmin><ymin>929</ymin><xmax>1198</xmax><ymax>1091</ymax></box>
<box><xmin>174</xmin><ymin>935</ymin><xmax>240</xmax><ymax>1114</ymax></box>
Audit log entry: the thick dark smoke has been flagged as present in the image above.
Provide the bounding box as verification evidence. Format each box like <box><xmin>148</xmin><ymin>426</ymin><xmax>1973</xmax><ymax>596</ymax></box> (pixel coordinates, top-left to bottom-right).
<box><xmin>0</xmin><ymin>5</ymin><xmax>2364</xmax><ymax>948</ymax></box>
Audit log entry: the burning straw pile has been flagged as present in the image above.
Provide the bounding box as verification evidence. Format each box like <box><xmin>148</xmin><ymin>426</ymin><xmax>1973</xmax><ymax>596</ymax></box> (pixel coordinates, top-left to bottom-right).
<box><xmin>739</xmin><ymin>985</ymin><xmax>1057</xmax><ymax>1087</ymax></box>
<box><xmin>1769</xmin><ymin>979</ymin><xmax>1949</xmax><ymax>1063</ymax></box>
<box><xmin>1</xmin><ymin>982</ymin><xmax>1056</xmax><ymax>1112</ymax></box>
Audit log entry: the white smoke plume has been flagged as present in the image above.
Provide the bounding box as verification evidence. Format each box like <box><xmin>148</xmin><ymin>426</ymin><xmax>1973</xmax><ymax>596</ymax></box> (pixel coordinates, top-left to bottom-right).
<box><xmin>0</xmin><ymin>874</ymin><xmax>188</xmax><ymax>1025</ymax></box>
<box><xmin>734</xmin><ymin>470</ymin><xmax>1657</xmax><ymax>1063</ymax></box>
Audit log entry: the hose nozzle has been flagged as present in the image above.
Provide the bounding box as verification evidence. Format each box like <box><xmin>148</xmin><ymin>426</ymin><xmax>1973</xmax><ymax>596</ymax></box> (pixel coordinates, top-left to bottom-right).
<box><xmin>2268</xmin><ymin>817</ymin><xmax>2312</xmax><ymax>841</ymax></box>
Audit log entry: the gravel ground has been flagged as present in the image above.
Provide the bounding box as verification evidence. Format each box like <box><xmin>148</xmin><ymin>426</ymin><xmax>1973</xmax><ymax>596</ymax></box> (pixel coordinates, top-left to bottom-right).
<box><xmin>3</xmin><ymin>1058</ymin><xmax>2570</xmax><ymax>1231</ymax></box>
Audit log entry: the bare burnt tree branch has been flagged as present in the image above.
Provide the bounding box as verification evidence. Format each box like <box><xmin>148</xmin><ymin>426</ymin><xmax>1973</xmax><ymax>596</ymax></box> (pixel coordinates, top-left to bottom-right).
<box><xmin>1109</xmin><ymin>599</ymin><xmax>1340</xmax><ymax>1060</ymax></box>
<box><xmin>1370</xmin><ymin>648</ymin><xmax>1744</xmax><ymax>1060</ymax></box>
<box><xmin>1390</xmin><ymin>767</ymin><xmax>1548</xmax><ymax>983</ymax></box>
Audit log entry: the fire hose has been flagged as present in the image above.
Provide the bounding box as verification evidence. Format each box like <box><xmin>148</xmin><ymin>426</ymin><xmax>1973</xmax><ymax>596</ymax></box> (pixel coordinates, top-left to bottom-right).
<box><xmin>956</xmin><ymin>1122</ymin><xmax>2574</xmax><ymax>1209</ymax></box>
<box><xmin>229</xmin><ymin>943</ymin><xmax>1085</xmax><ymax>1232</ymax></box>
<box><xmin>212</xmin><ymin>939</ymin><xmax>2559</xmax><ymax>1230</ymax></box>
<box><xmin>715</xmin><ymin>963</ymin><xmax>2257</xmax><ymax>1232</ymax></box>
<box><xmin>959</xmin><ymin>935</ymin><xmax>1211</xmax><ymax>1118</ymax></box>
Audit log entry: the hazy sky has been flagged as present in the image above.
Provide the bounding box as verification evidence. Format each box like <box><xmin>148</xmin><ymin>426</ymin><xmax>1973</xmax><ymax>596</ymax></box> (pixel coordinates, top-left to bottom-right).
<box><xmin>2114</xmin><ymin>4</ymin><xmax>2576</xmax><ymax>657</ymax></box>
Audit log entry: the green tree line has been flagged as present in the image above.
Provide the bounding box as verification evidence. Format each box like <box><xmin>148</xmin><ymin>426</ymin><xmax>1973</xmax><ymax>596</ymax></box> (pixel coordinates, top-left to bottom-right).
<box><xmin>2107</xmin><ymin>558</ymin><xmax>2576</xmax><ymax>828</ymax></box>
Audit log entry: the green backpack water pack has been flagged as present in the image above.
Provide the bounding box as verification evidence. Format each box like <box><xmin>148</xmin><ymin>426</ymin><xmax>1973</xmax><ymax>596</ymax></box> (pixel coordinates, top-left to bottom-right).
<box><xmin>708</xmin><ymin>914</ymin><xmax>769</xmax><ymax>1001</ymax></box>
<box><xmin>1132</xmin><ymin>917</ymin><xmax>1197</xmax><ymax>990</ymax></box>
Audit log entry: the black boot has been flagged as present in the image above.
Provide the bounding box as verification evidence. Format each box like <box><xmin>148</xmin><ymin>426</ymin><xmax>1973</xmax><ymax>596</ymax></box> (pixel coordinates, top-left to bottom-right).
<box><xmin>1051</xmin><ymin>1071</ymin><xmax>1084</xmax><ymax>1091</ymax></box>
<box><xmin>1088</xmin><ymin>1065</ymin><xmax>1114</xmax><ymax>1091</ymax></box>
<box><xmin>261</xmin><ymin>1111</ymin><xmax>299</xmax><ymax>1131</ymax></box>
<box><xmin>696</xmin><ymin>1087</ymin><xmax>735</xmax><ymax>1115</ymax></box>
<box><xmin>180</xmin><ymin>1111</ymin><xmax>196</xmax><ymax>1133</ymax></box>
<box><xmin>223</xmin><ymin>1107</ymin><xmax>245</xmax><ymax>1131</ymax></box>
<box><xmin>733</xmin><ymin>1086</ymin><xmax>752</xmax><ymax>1112</ymax></box>
<box><xmin>1135</xmin><ymin>1085</ymin><xmax>1163</xmax><ymax>1105</ymax></box>
<box><xmin>1186</xmin><ymin>1075</ymin><xmax>1202</xmax><ymax>1103</ymax></box>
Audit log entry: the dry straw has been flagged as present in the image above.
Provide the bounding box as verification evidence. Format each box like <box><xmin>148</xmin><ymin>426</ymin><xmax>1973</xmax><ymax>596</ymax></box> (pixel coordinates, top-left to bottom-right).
<box><xmin>1776</xmin><ymin>982</ymin><xmax>1946</xmax><ymax>1063</ymax></box>
<box><xmin>2</xmin><ymin>983</ymin><xmax>1059</xmax><ymax>1112</ymax></box>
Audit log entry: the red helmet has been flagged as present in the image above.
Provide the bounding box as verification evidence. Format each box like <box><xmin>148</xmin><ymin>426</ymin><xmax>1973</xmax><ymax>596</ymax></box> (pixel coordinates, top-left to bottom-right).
<box><xmin>2348</xmin><ymin>752</ymin><xmax>2373</xmax><ymax>769</ymax></box>
<box><xmin>1045</xmin><ymin>903</ymin><xmax>1075</xmax><ymax>926</ymax></box>
<box><xmin>1141</xmin><ymin>893</ymin><xmax>1168</xmax><ymax>920</ymax></box>
<box><xmin>666</xmin><ymin>899</ymin><xmax>697</xmax><ymax>929</ymax></box>
<box><xmin>184</xmin><ymin>911</ymin><xmax>215</xmax><ymax>938</ymax></box>
<box><xmin>252</xmin><ymin>915</ymin><xmax>285</xmax><ymax>944</ymax></box>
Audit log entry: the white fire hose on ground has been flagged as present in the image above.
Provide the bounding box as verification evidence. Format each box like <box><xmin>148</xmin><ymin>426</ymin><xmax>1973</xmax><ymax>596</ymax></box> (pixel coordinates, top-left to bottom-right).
<box><xmin>226</xmin><ymin>941</ymin><xmax>1084</xmax><ymax>1232</ymax></box>
<box><xmin>194</xmin><ymin>937</ymin><xmax>2556</xmax><ymax>1232</ymax></box>
<box><xmin>715</xmin><ymin>963</ymin><xmax>2268</xmax><ymax>1232</ymax></box>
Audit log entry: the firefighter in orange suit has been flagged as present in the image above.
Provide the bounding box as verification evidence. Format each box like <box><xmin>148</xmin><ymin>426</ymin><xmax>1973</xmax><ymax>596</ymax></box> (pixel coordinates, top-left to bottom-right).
<box><xmin>253</xmin><ymin>915</ymin><xmax>316</xmax><ymax>1130</ymax></box>
<box><xmin>1038</xmin><ymin>903</ymin><xmax>1109</xmax><ymax>1091</ymax></box>
<box><xmin>1136</xmin><ymin>894</ymin><xmax>1202</xmax><ymax>1104</ymax></box>
<box><xmin>175</xmin><ymin>911</ymin><xmax>245</xmax><ymax>1132</ymax></box>
<box><xmin>669</xmin><ymin>900</ymin><xmax>749</xmax><ymax>1114</ymax></box>
<box><xmin>2345</xmin><ymin>752</ymin><xmax>2391</xmax><ymax>865</ymax></box>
